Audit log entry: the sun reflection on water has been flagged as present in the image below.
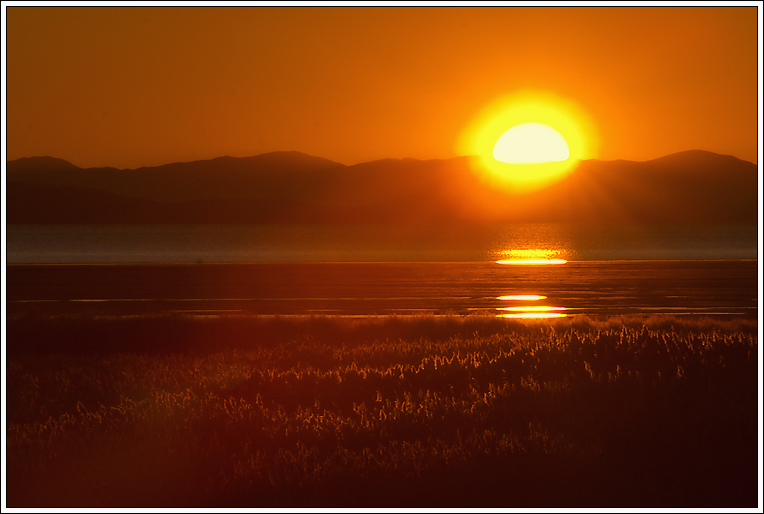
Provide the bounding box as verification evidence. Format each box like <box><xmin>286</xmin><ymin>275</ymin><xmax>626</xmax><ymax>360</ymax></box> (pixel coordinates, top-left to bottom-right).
<box><xmin>498</xmin><ymin>312</ymin><xmax>568</xmax><ymax>319</ymax></box>
<box><xmin>495</xmin><ymin>289</ymin><xmax>568</xmax><ymax>319</ymax></box>
<box><xmin>496</xmin><ymin>259</ymin><xmax>568</xmax><ymax>265</ymax></box>
<box><xmin>497</xmin><ymin>306</ymin><xmax>566</xmax><ymax>312</ymax></box>
<box><xmin>495</xmin><ymin>248</ymin><xmax>568</xmax><ymax>265</ymax></box>
<box><xmin>496</xmin><ymin>295</ymin><xmax>547</xmax><ymax>301</ymax></box>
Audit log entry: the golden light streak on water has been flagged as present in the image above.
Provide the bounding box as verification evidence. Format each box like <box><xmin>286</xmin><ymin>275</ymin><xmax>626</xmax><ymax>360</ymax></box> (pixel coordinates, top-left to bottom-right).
<box><xmin>496</xmin><ymin>303</ymin><xmax>568</xmax><ymax>319</ymax></box>
<box><xmin>496</xmin><ymin>295</ymin><xmax>548</xmax><ymax>301</ymax></box>
<box><xmin>495</xmin><ymin>249</ymin><xmax>568</xmax><ymax>265</ymax></box>
<box><xmin>497</xmin><ymin>306</ymin><xmax>567</xmax><ymax>312</ymax></box>
<box><xmin>496</xmin><ymin>259</ymin><xmax>568</xmax><ymax>265</ymax></box>
<box><xmin>498</xmin><ymin>312</ymin><xmax>568</xmax><ymax>319</ymax></box>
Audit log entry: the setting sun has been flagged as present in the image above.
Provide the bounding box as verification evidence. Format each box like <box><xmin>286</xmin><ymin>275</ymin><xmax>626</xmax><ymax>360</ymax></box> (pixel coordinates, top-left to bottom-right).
<box><xmin>493</xmin><ymin>122</ymin><xmax>570</xmax><ymax>164</ymax></box>
<box><xmin>459</xmin><ymin>91</ymin><xmax>598</xmax><ymax>193</ymax></box>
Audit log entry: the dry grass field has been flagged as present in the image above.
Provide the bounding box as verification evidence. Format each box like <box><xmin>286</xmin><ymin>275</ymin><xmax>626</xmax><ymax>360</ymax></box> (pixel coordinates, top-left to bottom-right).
<box><xmin>5</xmin><ymin>314</ymin><xmax>759</xmax><ymax>507</ymax></box>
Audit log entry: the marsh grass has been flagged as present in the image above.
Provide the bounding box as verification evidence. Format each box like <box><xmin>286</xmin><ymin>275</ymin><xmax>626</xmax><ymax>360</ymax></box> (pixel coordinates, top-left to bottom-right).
<box><xmin>5</xmin><ymin>314</ymin><xmax>759</xmax><ymax>507</ymax></box>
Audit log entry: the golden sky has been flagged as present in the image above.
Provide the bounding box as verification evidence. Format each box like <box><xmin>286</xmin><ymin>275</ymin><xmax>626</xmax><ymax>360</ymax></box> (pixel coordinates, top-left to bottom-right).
<box><xmin>5</xmin><ymin>5</ymin><xmax>759</xmax><ymax>169</ymax></box>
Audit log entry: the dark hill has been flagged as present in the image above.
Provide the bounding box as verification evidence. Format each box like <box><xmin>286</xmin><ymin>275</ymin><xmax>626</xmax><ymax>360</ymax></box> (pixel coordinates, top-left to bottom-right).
<box><xmin>542</xmin><ymin>150</ymin><xmax>758</xmax><ymax>223</ymax></box>
<box><xmin>7</xmin><ymin>151</ymin><xmax>347</xmax><ymax>203</ymax></box>
<box><xmin>7</xmin><ymin>156</ymin><xmax>81</xmax><ymax>172</ymax></box>
<box><xmin>6</xmin><ymin>150</ymin><xmax>758</xmax><ymax>224</ymax></box>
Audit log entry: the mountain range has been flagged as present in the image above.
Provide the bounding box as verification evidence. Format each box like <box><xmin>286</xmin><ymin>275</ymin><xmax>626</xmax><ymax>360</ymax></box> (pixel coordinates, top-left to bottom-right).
<box><xmin>5</xmin><ymin>150</ymin><xmax>758</xmax><ymax>224</ymax></box>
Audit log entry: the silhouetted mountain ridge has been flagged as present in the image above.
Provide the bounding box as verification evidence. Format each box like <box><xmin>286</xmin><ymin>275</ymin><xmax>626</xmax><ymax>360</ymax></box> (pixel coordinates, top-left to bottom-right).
<box><xmin>9</xmin><ymin>156</ymin><xmax>82</xmax><ymax>172</ymax></box>
<box><xmin>6</xmin><ymin>150</ymin><xmax>758</xmax><ymax>224</ymax></box>
<box><xmin>645</xmin><ymin>149</ymin><xmax>752</xmax><ymax>166</ymax></box>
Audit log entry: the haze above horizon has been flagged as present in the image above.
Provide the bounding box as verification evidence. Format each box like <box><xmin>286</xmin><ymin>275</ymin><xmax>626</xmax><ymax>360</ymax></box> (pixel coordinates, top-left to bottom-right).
<box><xmin>5</xmin><ymin>6</ymin><xmax>758</xmax><ymax>170</ymax></box>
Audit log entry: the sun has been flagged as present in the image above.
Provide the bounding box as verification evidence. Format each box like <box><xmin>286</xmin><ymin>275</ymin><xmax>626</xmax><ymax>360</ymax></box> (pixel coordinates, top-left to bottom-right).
<box><xmin>493</xmin><ymin>122</ymin><xmax>570</xmax><ymax>164</ymax></box>
<box><xmin>458</xmin><ymin>91</ymin><xmax>598</xmax><ymax>193</ymax></box>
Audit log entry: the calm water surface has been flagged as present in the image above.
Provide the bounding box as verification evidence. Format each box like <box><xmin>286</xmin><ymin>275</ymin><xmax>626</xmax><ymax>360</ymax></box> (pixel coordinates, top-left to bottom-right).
<box><xmin>7</xmin><ymin>261</ymin><xmax>758</xmax><ymax>318</ymax></box>
<box><xmin>6</xmin><ymin>223</ymin><xmax>758</xmax><ymax>318</ymax></box>
<box><xmin>6</xmin><ymin>223</ymin><xmax>759</xmax><ymax>263</ymax></box>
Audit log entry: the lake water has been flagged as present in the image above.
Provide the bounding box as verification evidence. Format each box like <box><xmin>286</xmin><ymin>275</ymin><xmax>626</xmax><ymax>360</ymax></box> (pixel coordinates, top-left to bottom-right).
<box><xmin>5</xmin><ymin>223</ymin><xmax>759</xmax><ymax>319</ymax></box>
<box><xmin>6</xmin><ymin>261</ymin><xmax>758</xmax><ymax>318</ymax></box>
<box><xmin>5</xmin><ymin>223</ymin><xmax>759</xmax><ymax>263</ymax></box>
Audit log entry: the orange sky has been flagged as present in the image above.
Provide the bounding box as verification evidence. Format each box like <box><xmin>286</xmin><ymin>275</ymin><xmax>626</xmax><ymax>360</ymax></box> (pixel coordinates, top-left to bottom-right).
<box><xmin>5</xmin><ymin>5</ymin><xmax>759</xmax><ymax>169</ymax></box>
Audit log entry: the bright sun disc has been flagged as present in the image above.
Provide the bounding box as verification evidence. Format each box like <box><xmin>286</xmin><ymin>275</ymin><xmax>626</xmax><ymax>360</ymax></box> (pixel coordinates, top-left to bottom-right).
<box><xmin>493</xmin><ymin>122</ymin><xmax>570</xmax><ymax>164</ymax></box>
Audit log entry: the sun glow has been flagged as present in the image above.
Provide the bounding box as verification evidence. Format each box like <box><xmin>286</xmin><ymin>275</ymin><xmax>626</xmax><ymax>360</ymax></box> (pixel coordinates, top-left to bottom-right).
<box><xmin>458</xmin><ymin>91</ymin><xmax>597</xmax><ymax>193</ymax></box>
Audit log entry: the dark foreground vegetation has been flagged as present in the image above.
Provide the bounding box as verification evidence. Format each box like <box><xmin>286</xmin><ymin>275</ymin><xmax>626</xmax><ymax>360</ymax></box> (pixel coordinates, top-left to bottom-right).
<box><xmin>6</xmin><ymin>314</ymin><xmax>759</xmax><ymax>507</ymax></box>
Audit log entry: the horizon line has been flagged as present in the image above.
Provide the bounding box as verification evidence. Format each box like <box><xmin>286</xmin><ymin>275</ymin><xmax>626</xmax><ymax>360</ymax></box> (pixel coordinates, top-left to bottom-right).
<box><xmin>6</xmin><ymin>148</ymin><xmax>756</xmax><ymax>171</ymax></box>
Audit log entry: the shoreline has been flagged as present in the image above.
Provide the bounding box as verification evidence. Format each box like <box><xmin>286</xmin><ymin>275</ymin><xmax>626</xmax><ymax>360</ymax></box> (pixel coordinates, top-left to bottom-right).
<box><xmin>7</xmin><ymin>311</ymin><xmax>758</xmax><ymax>357</ymax></box>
